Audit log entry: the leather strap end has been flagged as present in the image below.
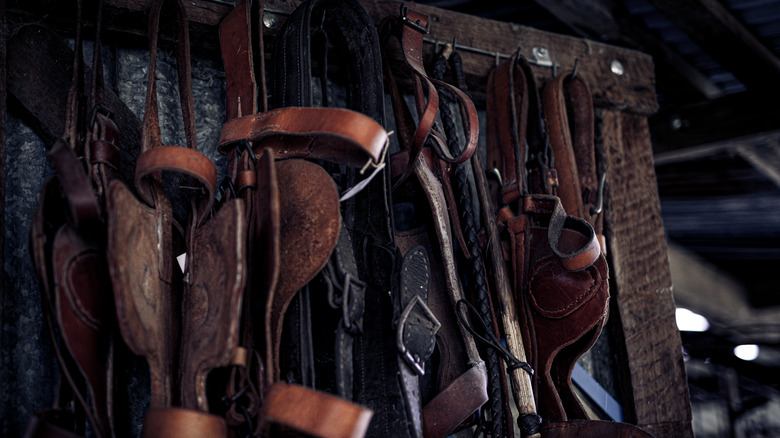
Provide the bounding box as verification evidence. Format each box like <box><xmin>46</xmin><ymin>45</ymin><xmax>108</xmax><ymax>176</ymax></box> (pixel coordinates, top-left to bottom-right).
<box><xmin>261</xmin><ymin>383</ymin><xmax>373</xmax><ymax>438</ymax></box>
<box><xmin>141</xmin><ymin>407</ymin><xmax>228</xmax><ymax>438</ymax></box>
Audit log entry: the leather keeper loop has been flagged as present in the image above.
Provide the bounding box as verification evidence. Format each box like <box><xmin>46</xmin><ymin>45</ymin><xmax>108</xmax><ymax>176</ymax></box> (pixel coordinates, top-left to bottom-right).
<box><xmin>89</xmin><ymin>140</ymin><xmax>119</xmax><ymax>169</ymax></box>
<box><xmin>548</xmin><ymin>202</ymin><xmax>601</xmax><ymax>272</ymax></box>
<box><xmin>134</xmin><ymin>146</ymin><xmax>217</xmax><ymax>222</ymax></box>
<box><xmin>141</xmin><ymin>407</ymin><xmax>228</xmax><ymax>438</ymax></box>
<box><xmin>47</xmin><ymin>137</ymin><xmax>101</xmax><ymax>233</ymax></box>
<box><xmin>236</xmin><ymin>169</ymin><xmax>256</xmax><ymax>192</ymax></box>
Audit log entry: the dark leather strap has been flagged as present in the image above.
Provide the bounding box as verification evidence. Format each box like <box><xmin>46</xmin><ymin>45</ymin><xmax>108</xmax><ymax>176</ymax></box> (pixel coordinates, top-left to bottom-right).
<box><xmin>393</xmin><ymin>246</ymin><xmax>438</xmax><ymax>438</ymax></box>
<box><xmin>432</xmin><ymin>47</ymin><xmax>507</xmax><ymax>437</ymax></box>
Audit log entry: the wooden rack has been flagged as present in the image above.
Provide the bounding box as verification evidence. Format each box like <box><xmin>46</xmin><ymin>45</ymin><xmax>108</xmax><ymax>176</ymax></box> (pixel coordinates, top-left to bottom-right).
<box><xmin>3</xmin><ymin>1</ymin><xmax>692</xmax><ymax>436</ymax></box>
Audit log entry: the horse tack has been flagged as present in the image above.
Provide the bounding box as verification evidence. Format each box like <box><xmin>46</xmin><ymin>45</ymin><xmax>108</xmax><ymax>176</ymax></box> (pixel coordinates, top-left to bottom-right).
<box><xmin>27</xmin><ymin>1</ymin><xmax>119</xmax><ymax>436</ymax></box>
<box><xmin>107</xmin><ymin>1</ymin><xmax>244</xmax><ymax>433</ymax></box>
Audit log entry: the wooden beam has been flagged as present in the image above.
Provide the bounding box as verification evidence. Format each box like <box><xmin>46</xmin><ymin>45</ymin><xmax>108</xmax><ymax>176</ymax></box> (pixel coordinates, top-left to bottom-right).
<box><xmin>646</xmin><ymin>0</ymin><xmax>780</xmax><ymax>96</ymax></box>
<box><xmin>600</xmin><ymin>109</ymin><xmax>693</xmax><ymax>437</ymax></box>
<box><xmin>7</xmin><ymin>0</ymin><xmax>658</xmax><ymax>114</ymax></box>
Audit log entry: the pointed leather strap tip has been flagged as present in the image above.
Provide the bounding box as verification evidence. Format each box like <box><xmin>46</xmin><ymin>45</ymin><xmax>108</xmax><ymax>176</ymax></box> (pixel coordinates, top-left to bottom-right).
<box><xmin>217</xmin><ymin>107</ymin><xmax>387</xmax><ymax>169</ymax></box>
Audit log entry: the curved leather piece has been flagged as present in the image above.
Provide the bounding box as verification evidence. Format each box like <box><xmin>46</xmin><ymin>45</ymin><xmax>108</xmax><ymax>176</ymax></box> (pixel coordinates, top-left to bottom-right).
<box><xmin>179</xmin><ymin>199</ymin><xmax>246</xmax><ymax>411</ymax></box>
<box><xmin>141</xmin><ymin>407</ymin><xmax>228</xmax><ymax>438</ymax></box>
<box><xmin>134</xmin><ymin>146</ymin><xmax>217</xmax><ymax>223</ymax></box>
<box><xmin>269</xmin><ymin>159</ymin><xmax>341</xmax><ymax>382</ymax></box>
<box><xmin>260</xmin><ymin>383</ymin><xmax>373</xmax><ymax>438</ymax></box>
<box><xmin>218</xmin><ymin>107</ymin><xmax>387</xmax><ymax>168</ymax></box>
<box><xmin>506</xmin><ymin>195</ymin><xmax>609</xmax><ymax>422</ymax></box>
<box><xmin>107</xmin><ymin>179</ymin><xmax>178</xmax><ymax>407</ymax></box>
<box><xmin>52</xmin><ymin>225</ymin><xmax>112</xmax><ymax>434</ymax></box>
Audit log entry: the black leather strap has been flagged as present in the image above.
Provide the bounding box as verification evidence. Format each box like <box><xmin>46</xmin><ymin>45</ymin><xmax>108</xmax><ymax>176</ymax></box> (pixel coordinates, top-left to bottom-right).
<box><xmin>393</xmin><ymin>245</ymin><xmax>438</xmax><ymax>438</ymax></box>
<box><xmin>271</xmin><ymin>3</ymin><xmax>419</xmax><ymax>437</ymax></box>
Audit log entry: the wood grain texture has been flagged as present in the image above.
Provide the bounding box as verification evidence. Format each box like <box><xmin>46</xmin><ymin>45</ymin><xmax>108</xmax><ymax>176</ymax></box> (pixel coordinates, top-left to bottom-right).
<box><xmin>265</xmin><ymin>0</ymin><xmax>657</xmax><ymax>114</ymax></box>
<box><xmin>601</xmin><ymin>108</ymin><xmax>693</xmax><ymax>437</ymax></box>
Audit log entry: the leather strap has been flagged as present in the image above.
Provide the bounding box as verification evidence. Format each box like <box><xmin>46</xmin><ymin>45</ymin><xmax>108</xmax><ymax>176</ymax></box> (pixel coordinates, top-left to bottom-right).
<box><xmin>260</xmin><ymin>383</ymin><xmax>373</xmax><ymax>438</ymax></box>
<box><xmin>380</xmin><ymin>6</ymin><xmax>478</xmax><ymax>190</ymax></box>
<box><xmin>218</xmin><ymin>107</ymin><xmax>387</xmax><ymax>169</ymax></box>
<box><xmin>141</xmin><ymin>407</ymin><xmax>228</xmax><ymax>438</ymax></box>
<box><xmin>542</xmin><ymin>71</ymin><xmax>606</xmax><ymax>252</ymax></box>
<box><xmin>393</xmin><ymin>246</ymin><xmax>439</xmax><ymax>438</ymax></box>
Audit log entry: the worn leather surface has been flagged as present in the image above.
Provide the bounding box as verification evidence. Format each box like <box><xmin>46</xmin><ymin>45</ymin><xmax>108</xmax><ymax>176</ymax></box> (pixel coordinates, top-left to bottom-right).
<box><xmin>270</xmin><ymin>158</ymin><xmax>341</xmax><ymax>382</ymax></box>
<box><xmin>141</xmin><ymin>407</ymin><xmax>228</xmax><ymax>438</ymax></box>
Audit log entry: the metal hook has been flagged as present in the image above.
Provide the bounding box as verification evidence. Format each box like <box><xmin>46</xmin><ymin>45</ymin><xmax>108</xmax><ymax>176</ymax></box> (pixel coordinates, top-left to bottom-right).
<box><xmin>494</xmin><ymin>51</ymin><xmax>501</xmax><ymax>68</ymax></box>
<box><xmin>590</xmin><ymin>171</ymin><xmax>606</xmax><ymax>215</ymax></box>
<box><xmin>569</xmin><ymin>58</ymin><xmax>580</xmax><ymax>80</ymax></box>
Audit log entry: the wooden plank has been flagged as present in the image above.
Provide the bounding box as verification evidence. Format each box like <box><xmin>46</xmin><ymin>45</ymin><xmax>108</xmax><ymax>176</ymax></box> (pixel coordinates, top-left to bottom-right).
<box><xmin>647</xmin><ymin>0</ymin><xmax>780</xmax><ymax>96</ymax></box>
<box><xmin>8</xmin><ymin>0</ymin><xmax>657</xmax><ymax>114</ymax></box>
<box><xmin>264</xmin><ymin>0</ymin><xmax>657</xmax><ymax>114</ymax></box>
<box><xmin>6</xmin><ymin>24</ymin><xmax>142</xmax><ymax>184</ymax></box>
<box><xmin>600</xmin><ymin>108</ymin><xmax>693</xmax><ymax>436</ymax></box>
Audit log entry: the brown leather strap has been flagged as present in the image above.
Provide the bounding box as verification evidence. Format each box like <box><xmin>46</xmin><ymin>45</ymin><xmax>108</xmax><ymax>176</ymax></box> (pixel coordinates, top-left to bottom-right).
<box><xmin>141</xmin><ymin>407</ymin><xmax>228</xmax><ymax>438</ymax></box>
<box><xmin>542</xmin><ymin>71</ymin><xmax>605</xmax><ymax>250</ymax></box>
<box><xmin>135</xmin><ymin>0</ymin><xmax>216</xmax><ymax>227</ymax></box>
<box><xmin>134</xmin><ymin>146</ymin><xmax>217</xmax><ymax>223</ymax></box>
<box><xmin>381</xmin><ymin>6</ymin><xmax>478</xmax><ymax>189</ymax></box>
<box><xmin>486</xmin><ymin>53</ymin><xmax>529</xmax><ymax>205</ymax></box>
<box><xmin>220</xmin><ymin>0</ymin><xmax>258</xmax><ymax>121</ymax></box>
<box><xmin>260</xmin><ymin>383</ymin><xmax>373</xmax><ymax>438</ymax></box>
<box><xmin>422</xmin><ymin>361</ymin><xmax>488</xmax><ymax>438</ymax></box>
<box><xmin>218</xmin><ymin>107</ymin><xmax>387</xmax><ymax>169</ymax></box>
<box><xmin>142</xmin><ymin>0</ymin><xmax>196</xmax><ymax>153</ymax></box>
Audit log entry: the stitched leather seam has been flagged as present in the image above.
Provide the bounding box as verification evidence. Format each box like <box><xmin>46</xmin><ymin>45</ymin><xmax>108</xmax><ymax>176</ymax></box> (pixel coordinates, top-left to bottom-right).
<box><xmin>526</xmin><ymin>257</ymin><xmax>598</xmax><ymax>316</ymax></box>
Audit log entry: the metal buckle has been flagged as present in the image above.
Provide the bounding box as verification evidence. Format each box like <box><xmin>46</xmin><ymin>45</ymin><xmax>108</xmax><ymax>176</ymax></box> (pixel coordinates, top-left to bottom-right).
<box><xmin>401</xmin><ymin>4</ymin><xmax>430</xmax><ymax>34</ymax></box>
<box><xmin>396</xmin><ymin>295</ymin><xmax>441</xmax><ymax>375</ymax></box>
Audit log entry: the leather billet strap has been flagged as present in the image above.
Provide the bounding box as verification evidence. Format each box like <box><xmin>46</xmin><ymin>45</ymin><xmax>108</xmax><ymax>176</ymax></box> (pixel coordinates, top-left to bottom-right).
<box><xmin>219</xmin><ymin>0</ymin><xmax>260</xmax><ymax>121</ymax></box>
<box><xmin>542</xmin><ymin>71</ymin><xmax>605</xmax><ymax>251</ymax></box>
<box><xmin>487</xmin><ymin>52</ymin><xmax>555</xmax><ymax>204</ymax></box>
<box><xmin>218</xmin><ymin>107</ymin><xmax>387</xmax><ymax>169</ymax></box>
